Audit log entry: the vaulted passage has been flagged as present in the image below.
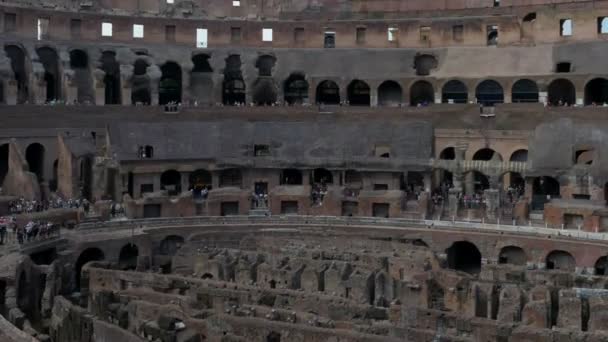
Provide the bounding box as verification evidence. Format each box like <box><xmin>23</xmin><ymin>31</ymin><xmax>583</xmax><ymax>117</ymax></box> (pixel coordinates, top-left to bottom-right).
<box><xmin>75</xmin><ymin>248</ymin><xmax>105</xmax><ymax>290</ymax></box>
<box><xmin>69</xmin><ymin>49</ymin><xmax>94</xmax><ymax>104</ymax></box>
<box><xmin>446</xmin><ymin>241</ymin><xmax>482</xmax><ymax>274</ymax></box>
<box><xmin>545</xmin><ymin>250</ymin><xmax>575</xmax><ymax>271</ymax></box>
<box><xmin>0</xmin><ymin>144</ymin><xmax>7</xmax><ymax>186</ymax></box>
<box><xmin>378</xmin><ymin>80</ymin><xmax>402</xmax><ymax>106</ymax></box>
<box><xmin>584</xmin><ymin>78</ymin><xmax>608</xmax><ymax>105</ymax></box>
<box><xmin>473</xmin><ymin>148</ymin><xmax>502</xmax><ymax>161</ymax></box>
<box><xmin>26</xmin><ymin>143</ymin><xmax>45</xmax><ymax>181</ymax></box>
<box><xmin>498</xmin><ymin>246</ymin><xmax>527</xmax><ymax>265</ymax></box>
<box><xmin>159</xmin><ymin>62</ymin><xmax>182</xmax><ymax>105</ymax></box>
<box><xmin>548</xmin><ymin>79</ymin><xmax>575</xmax><ymax>106</ymax></box>
<box><xmin>119</xmin><ymin>243</ymin><xmax>139</xmax><ymax>270</ymax></box>
<box><xmin>475</xmin><ymin>80</ymin><xmax>503</xmax><ymax>106</ymax></box>
<box><xmin>284</xmin><ymin>73</ymin><xmax>309</xmax><ymax>105</ymax></box>
<box><xmin>316</xmin><ymin>80</ymin><xmax>340</xmax><ymax>105</ymax></box>
<box><xmin>36</xmin><ymin>47</ymin><xmax>61</xmax><ymax>102</ymax></box>
<box><xmin>190</xmin><ymin>54</ymin><xmax>213</xmax><ymax>105</ymax></box>
<box><xmin>511</xmin><ymin>79</ymin><xmax>539</xmax><ymax>103</ymax></box>
<box><xmin>410</xmin><ymin>80</ymin><xmax>434</xmax><ymax>106</ymax></box>
<box><xmin>223</xmin><ymin>55</ymin><xmax>245</xmax><ymax>105</ymax></box>
<box><xmin>160</xmin><ymin>235</ymin><xmax>185</xmax><ymax>256</ymax></box>
<box><xmin>347</xmin><ymin>80</ymin><xmax>370</xmax><ymax>106</ymax></box>
<box><xmin>442</xmin><ymin>80</ymin><xmax>468</xmax><ymax>104</ymax></box>
<box><xmin>253</xmin><ymin>55</ymin><xmax>278</xmax><ymax>105</ymax></box>
<box><xmin>5</xmin><ymin>45</ymin><xmax>29</xmax><ymax>103</ymax></box>
<box><xmin>100</xmin><ymin>51</ymin><xmax>121</xmax><ymax>105</ymax></box>
<box><xmin>131</xmin><ymin>59</ymin><xmax>151</xmax><ymax>105</ymax></box>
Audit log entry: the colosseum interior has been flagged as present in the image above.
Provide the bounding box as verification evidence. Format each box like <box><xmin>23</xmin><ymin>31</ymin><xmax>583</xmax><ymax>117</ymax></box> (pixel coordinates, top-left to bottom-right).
<box><xmin>3</xmin><ymin>0</ymin><xmax>608</xmax><ymax>341</ymax></box>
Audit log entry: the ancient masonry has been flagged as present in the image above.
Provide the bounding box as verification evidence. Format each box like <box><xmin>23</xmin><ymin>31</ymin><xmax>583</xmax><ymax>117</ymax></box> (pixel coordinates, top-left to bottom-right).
<box><xmin>3</xmin><ymin>0</ymin><xmax>608</xmax><ymax>341</ymax></box>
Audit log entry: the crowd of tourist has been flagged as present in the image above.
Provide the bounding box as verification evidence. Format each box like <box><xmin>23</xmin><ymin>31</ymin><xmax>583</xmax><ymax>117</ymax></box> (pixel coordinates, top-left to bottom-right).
<box><xmin>0</xmin><ymin>216</ymin><xmax>60</xmax><ymax>245</ymax></box>
<box><xmin>311</xmin><ymin>183</ymin><xmax>328</xmax><ymax>206</ymax></box>
<box><xmin>8</xmin><ymin>196</ymin><xmax>90</xmax><ymax>214</ymax></box>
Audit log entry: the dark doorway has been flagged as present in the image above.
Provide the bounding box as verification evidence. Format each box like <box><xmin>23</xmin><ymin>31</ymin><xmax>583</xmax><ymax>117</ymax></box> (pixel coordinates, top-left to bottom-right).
<box><xmin>446</xmin><ymin>241</ymin><xmax>482</xmax><ymax>274</ymax></box>
<box><xmin>160</xmin><ymin>235</ymin><xmax>184</xmax><ymax>256</ymax></box>
<box><xmin>26</xmin><ymin>143</ymin><xmax>45</xmax><ymax>181</ymax></box>
<box><xmin>545</xmin><ymin>250</ymin><xmax>575</xmax><ymax>271</ymax></box>
<box><xmin>159</xmin><ymin>62</ymin><xmax>182</xmax><ymax>105</ymax></box>
<box><xmin>131</xmin><ymin>59</ymin><xmax>151</xmax><ymax>105</ymax></box>
<box><xmin>284</xmin><ymin>73</ymin><xmax>308</xmax><ymax>105</ymax></box>
<box><xmin>475</xmin><ymin>80</ymin><xmax>504</xmax><ymax>106</ymax></box>
<box><xmin>222</xmin><ymin>55</ymin><xmax>245</xmax><ymax>105</ymax></box>
<box><xmin>101</xmin><ymin>51</ymin><xmax>121</xmax><ymax>104</ymax></box>
<box><xmin>280</xmin><ymin>169</ymin><xmax>303</xmax><ymax>185</ymax></box>
<box><xmin>5</xmin><ymin>45</ymin><xmax>29</xmax><ymax>103</ymax></box>
<box><xmin>316</xmin><ymin>80</ymin><xmax>340</xmax><ymax>105</ymax></box>
<box><xmin>221</xmin><ymin>201</ymin><xmax>239</xmax><ymax>216</ymax></box>
<box><xmin>511</xmin><ymin>79</ymin><xmax>539</xmax><ymax>103</ymax></box>
<box><xmin>118</xmin><ymin>243</ymin><xmax>139</xmax><ymax>270</ymax></box>
<box><xmin>584</xmin><ymin>78</ymin><xmax>608</xmax><ymax>105</ymax></box>
<box><xmin>442</xmin><ymin>80</ymin><xmax>467</xmax><ymax>104</ymax></box>
<box><xmin>378</xmin><ymin>80</ymin><xmax>402</xmax><ymax>107</ymax></box>
<box><xmin>69</xmin><ymin>49</ymin><xmax>94</xmax><ymax>104</ymax></box>
<box><xmin>160</xmin><ymin>170</ymin><xmax>181</xmax><ymax>195</ymax></box>
<box><xmin>75</xmin><ymin>248</ymin><xmax>105</xmax><ymax>290</ymax></box>
<box><xmin>439</xmin><ymin>147</ymin><xmax>455</xmax><ymax>160</ymax></box>
<box><xmin>37</xmin><ymin>47</ymin><xmax>61</xmax><ymax>102</ymax></box>
<box><xmin>410</xmin><ymin>80</ymin><xmax>434</xmax><ymax>106</ymax></box>
<box><xmin>347</xmin><ymin>80</ymin><xmax>370</xmax><ymax>106</ymax></box>
<box><xmin>0</xmin><ymin>144</ymin><xmax>7</xmax><ymax>186</ymax></box>
<box><xmin>498</xmin><ymin>246</ymin><xmax>526</xmax><ymax>265</ymax></box>
<box><xmin>548</xmin><ymin>79</ymin><xmax>575</xmax><ymax>106</ymax></box>
<box><xmin>143</xmin><ymin>204</ymin><xmax>161</xmax><ymax>218</ymax></box>
<box><xmin>190</xmin><ymin>54</ymin><xmax>213</xmax><ymax>105</ymax></box>
<box><xmin>313</xmin><ymin>168</ymin><xmax>333</xmax><ymax>184</ymax></box>
<box><xmin>473</xmin><ymin>148</ymin><xmax>502</xmax><ymax>161</ymax></box>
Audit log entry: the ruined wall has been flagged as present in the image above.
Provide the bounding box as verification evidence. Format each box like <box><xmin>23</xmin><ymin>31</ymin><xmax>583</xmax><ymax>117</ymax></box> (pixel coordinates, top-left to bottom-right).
<box><xmin>2</xmin><ymin>141</ymin><xmax>39</xmax><ymax>200</ymax></box>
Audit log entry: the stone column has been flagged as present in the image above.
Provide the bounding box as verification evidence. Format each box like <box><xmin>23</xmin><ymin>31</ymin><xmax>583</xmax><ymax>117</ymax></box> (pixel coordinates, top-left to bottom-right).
<box><xmin>484</xmin><ymin>188</ymin><xmax>500</xmax><ymax>221</ymax></box>
<box><xmin>434</xmin><ymin>91</ymin><xmax>441</xmax><ymax>104</ymax></box>
<box><xmin>211</xmin><ymin>171</ymin><xmax>220</xmax><ymax>189</ymax></box>
<box><xmin>181</xmin><ymin>172</ymin><xmax>190</xmax><ymax>193</ymax></box>
<box><xmin>120</xmin><ymin>66</ymin><xmax>132</xmax><ymax>106</ymax></box>
<box><xmin>214</xmin><ymin>75</ymin><xmax>224</xmax><ymax>106</ymax></box>
<box><xmin>308</xmin><ymin>79</ymin><xmax>316</xmax><ymax>105</ymax></box>
<box><xmin>370</xmin><ymin>86</ymin><xmax>378</xmax><ymax>107</ymax></box>
<box><xmin>576</xmin><ymin>91</ymin><xmax>584</xmax><ymax>106</ymax></box>
<box><xmin>524</xmin><ymin>177</ymin><xmax>534</xmax><ymax>202</ymax></box>
<box><xmin>64</xmin><ymin>70</ymin><xmax>78</xmax><ymax>104</ymax></box>
<box><xmin>33</xmin><ymin>68</ymin><xmax>47</xmax><ymax>104</ymax></box>
<box><xmin>5</xmin><ymin>80</ymin><xmax>17</xmax><ymax>105</ymax></box>
<box><xmin>339</xmin><ymin>81</ymin><xmax>348</xmax><ymax>104</ymax></box>
<box><xmin>93</xmin><ymin>69</ymin><xmax>106</xmax><ymax>105</ymax></box>
<box><xmin>423</xmin><ymin>172</ymin><xmax>432</xmax><ymax>193</ymax></box>
<box><xmin>181</xmin><ymin>65</ymin><xmax>192</xmax><ymax>105</ymax></box>
<box><xmin>448</xmin><ymin>188</ymin><xmax>460</xmax><ymax>219</ymax></box>
<box><xmin>148</xmin><ymin>65</ymin><xmax>162</xmax><ymax>106</ymax></box>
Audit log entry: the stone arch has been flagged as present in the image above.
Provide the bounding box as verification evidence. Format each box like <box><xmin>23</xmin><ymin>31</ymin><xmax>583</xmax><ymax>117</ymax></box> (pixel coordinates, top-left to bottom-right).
<box><xmin>36</xmin><ymin>46</ymin><xmax>61</xmax><ymax>102</ymax></box>
<box><xmin>160</xmin><ymin>169</ymin><xmax>181</xmax><ymax>195</ymax></box>
<box><xmin>347</xmin><ymin>80</ymin><xmax>370</xmax><ymax>106</ymax></box>
<box><xmin>475</xmin><ymin>80</ymin><xmax>504</xmax><ymax>106</ymax></box>
<box><xmin>594</xmin><ymin>256</ymin><xmax>608</xmax><ymax>275</ymax></box>
<box><xmin>511</xmin><ymin>79</ymin><xmax>539</xmax><ymax>103</ymax></box>
<box><xmin>439</xmin><ymin>147</ymin><xmax>455</xmax><ymax>160</ymax></box>
<box><xmin>266</xmin><ymin>331</ymin><xmax>281</xmax><ymax>342</ymax></box>
<box><xmin>189</xmin><ymin>169</ymin><xmax>212</xmax><ymax>191</ymax></box>
<box><xmin>219</xmin><ymin>168</ymin><xmax>242</xmax><ymax>187</ymax></box>
<box><xmin>441</xmin><ymin>80</ymin><xmax>468</xmax><ymax>104</ymax></box>
<box><xmin>463</xmin><ymin>170</ymin><xmax>489</xmax><ymax>194</ymax></box>
<box><xmin>313</xmin><ymin>168</ymin><xmax>333</xmax><ymax>184</ymax></box>
<box><xmin>222</xmin><ymin>55</ymin><xmax>245</xmax><ymax>105</ymax></box>
<box><xmin>498</xmin><ymin>246</ymin><xmax>527</xmax><ymax>265</ymax></box>
<box><xmin>100</xmin><ymin>51</ymin><xmax>121</xmax><ymax>105</ymax></box>
<box><xmin>4</xmin><ymin>45</ymin><xmax>29</xmax><ymax>103</ymax></box>
<box><xmin>190</xmin><ymin>54</ymin><xmax>213</xmax><ymax>105</ymax></box>
<box><xmin>131</xmin><ymin>59</ymin><xmax>151</xmax><ymax>105</ymax></box>
<box><xmin>510</xmin><ymin>149</ymin><xmax>528</xmax><ymax>162</ymax></box>
<box><xmin>377</xmin><ymin>80</ymin><xmax>402</xmax><ymax>107</ymax></box>
<box><xmin>316</xmin><ymin>80</ymin><xmax>340</xmax><ymax>105</ymax></box>
<box><xmin>160</xmin><ymin>235</ymin><xmax>185</xmax><ymax>256</ymax></box>
<box><xmin>75</xmin><ymin>247</ymin><xmax>105</xmax><ymax>290</ymax></box>
<box><xmin>473</xmin><ymin>148</ymin><xmax>502</xmax><ymax>161</ymax></box>
<box><xmin>545</xmin><ymin>250</ymin><xmax>575</xmax><ymax>271</ymax></box>
<box><xmin>584</xmin><ymin>78</ymin><xmax>608</xmax><ymax>105</ymax></box>
<box><xmin>69</xmin><ymin>49</ymin><xmax>94</xmax><ymax>104</ymax></box>
<box><xmin>548</xmin><ymin>78</ymin><xmax>575</xmax><ymax>106</ymax></box>
<box><xmin>284</xmin><ymin>73</ymin><xmax>309</xmax><ymax>105</ymax></box>
<box><xmin>159</xmin><ymin>62</ymin><xmax>182</xmax><ymax>105</ymax></box>
<box><xmin>26</xmin><ymin>143</ymin><xmax>45</xmax><ymax>181</ymax></box>
<box><xmin>280</xmin><ymin>168</ymin><xmax>303</xmax><ymax>185</ymax></box>
<box><xmin>0</xmin><ymin>143</ymin><xmax>7</xmax><ymax>186</ymax></box>
<box><xmin>446</xmin><ymin>241</ymin><xmax>482</xmax><ymax>274</ymax></box>
<box><xmin>118</xmin><ymin>243</ymin><xmax>139</xmax><ymax>270</ymax></box>
<box><xmin>410</xmin><ymin>80</ymin><xmax>434</xmax><ymax>106</ymax></box>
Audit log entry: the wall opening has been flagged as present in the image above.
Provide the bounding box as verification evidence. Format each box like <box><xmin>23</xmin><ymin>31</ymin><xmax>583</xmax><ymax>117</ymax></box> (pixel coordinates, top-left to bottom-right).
<box><xmin>26</xmin><ymin>143</ymin><xmax>45</xmax><ymax>181</ymax></box>
<box><xmin>100</xmin><ymin>51</ymin><xmax>121</xmax><ymax>104</ymax></box>
<box><xmin>594</xmin><ymin>256</ymin><xmax>608</xmax><ymax>275</ymax></box>
<box><xmin>280</xmin><ymin>168</ymin><xmax>303</xmax><ymax>185</ymax></box>
<box><xmin>160</xmin><ymin>170</ymin><xmax>181</xmax><ymax>196</ymax></box>
<box><xmin>545</xmin><ymin>250</ymin><xmax>575</xmax><ymax>271</ymax></box>
<box><xmin>347</xmin><ymin>80</ymin><xmax>370</xmax><ymax>106</ymax></box>
<box><xmin>548</xmin><ymin>78</ymin><xmax>575</xmax><ymax>105</ymax></box>
<box><xmin>377</xmin><ymin>80</ymin><xmax>402</xmax><ymax>107</ymax></box>
<box><xmin>219</xmin><ymin>168</ymin><xmax>242</xmax><ymax>187</ymax></box>
<box><xmin>189</xmin><ymin>169</ymin><xmax>212</xmax><ymax>193</ymax></box>
<box><xmin>131</xmin><ymin>59</ymin><xmax>151</xmax><ymax>105</ymax></box>
<box><xmin>439</xmin><ymin>147</ymin><xmax>455</xmax><ymax>160</ymax></box>
<box><xmin>190</xmin><ymin>54</ymin><xmax>213</xmax><ymax>105</ymax></box>
<box><xmin>221</xmin><ymin>201</ymin><xmax>239</xmax><ymax>216</ymax></box>
<box><xmin>510</xmin><ymin>149</ymin><xmax>528</xmax><ymax>162</ymax></box>
<box><xmin>511</xmin><ymin>79</ymin><xmax>539</xmax><ymax>103</ymax></box>
<box><xmin>159</xmin><ymin>62</ymin><xmax>182</xmax><ymax>105</ymax></box>
<box><xmin>441</xmin><ymin>80</ymin><xmax>467</xmax><ymax>104</ymax></box>
<box><xmin>252</xmin><ymin>55</ymin><xmax>278</xmax><ymax>105</ymax></box>
<box><xmin>475</xmin><ymin>80</ymin><xmax>503</xmax><ymax>106</ymax></box>
<box><xmin>69</xmin><ymin>49</ymin><xmax>94</xmax><ymax>104</ymax></box>
<box><xmin>284</xmin><ymin>73</ymin><xmax>308</xmax><ymax>105</ymax></box>
<box><xmin>584</xmin><ymin>78</ymin><xmax>608</xmax><ymax>105</ymax></box>
<box><xmin>316</xmin><ymin>80</ymin><xmax>340</xmax><ymax>105</ymax></box>
<box><xmin>498</xmin><ymin>246</ymin><xmax>526</xmax><ymax>265</ymax></box>
<box><xmin>223</xmin><ymin>55</ymin><xmax>245</xmax><ymax>105</ymax></box>
<box><xmin>0</xmin><ymin>144</ymin><xmax>7</xmax><ymax>186</ymax></box>
<box><xmin>75</xmin><ymin>247</ymin><xmax>105</xmax><ymax>290</ymax></box>
<box><xmin>118</xmin><ymin>243</ymin><xmax>139</xmax><ymax>270</ymax></box>
<box><xmin>446</xmin><ymin>241</ymin><xmax>482</xmax><ymax>274</ymax></box>
<box><xmin>410</xmin><ymin>80</ymin><xmax>434</xmax><ymax>106</ymax></box>
<box><xmin>413</xmin><ymin>54</ymin><xmax>437</xmax><ymax>76</ymax></box>
<box><xmin>4</xmin><ymin>45</ymin><xmax>29</xmax><ymax>103</ymax></box>
<box><xmin>36</xmin><ymin>47</ymin><xmax>61</xmax><ymax>102</ymax></box>
<box><xmin>473</xmin><ymin>148</ymin><xmax>502</xmax><ymax>161</ymax></box>
<box><xmin>313</xmin><ymin>168</ymin><xmax>333</xmax><ymax>184</ymax></box>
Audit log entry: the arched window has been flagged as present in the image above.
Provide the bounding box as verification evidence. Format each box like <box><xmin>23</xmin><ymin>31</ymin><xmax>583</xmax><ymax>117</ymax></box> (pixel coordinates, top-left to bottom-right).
<box><xmin>159</xmin><ymin>62</ymin><xmax>182</xmax><ymax>105</ymax></box>
<box><xmin>446</xmin><ymin>241</ymin><xmax>482</xmax><ymax>274</ymax></box>
<box><xmin>118</xmin><ymin>243</ymin><xmax>139</xmax><ymax>270</ymax></box>
<box><xmin>377</xmin><ymin>81</ymin><xmax>402</xmax><ymax>107</ymax></box>
<box><xmin>510</xmin><ymin>149</ymin><xmax>528</xmax><ymax>162</ymax></box>
<box><xmin>498</xmin><ymin>246</ymin><xmax>527</xmax><ymax>265</ymax></box>
<box><xmin>26</xmin><ymin>143</ymin><xmax>45</xmax><ymax>181</ymax></box>
<box><xmin>280</xmin><ymin>169</ymin><xmax>303</xmax><ymax>185</ymax></box>
<box><xmin>284</xmin><ymin>74</ymin><xmax>309</xmax><ymax>105</ymax></box>
<box><xmin>473</xmin><ymin>148</ymin><xmax>502</xmax><ymax>161</ymax></box>
<box><xmin>584</xmin><ymin>78</ymin><xmax>608</xmax><ymax>105</ymax></box>
<box><xmin>347</xmin><ymin>80</ymin><xmax>370</xmax><ymax>106</ymax></box>
<box><xmin>545</xmin><ymin>250</ymin><xmax>575</xmax><ymax>271</ymax></box>
<box><xmin>475</xmin><ymin>80</ymin><xmax>503</xmax><ymax>106</ymax></box>
<box><xmin>410</xmin><ymin>80</ymin><xmax>434</xmax><ymax>106</ymax></box>
<box><xmin>316</xmin><ymin>80</ymin><xmax>340</xmax><ymax>105</ymax></box>
<box><xmin>441</xmin><ymin>80</ymin><xmax>467</xmax><ymax>104</ymax></box>
<box><xmin>511</xmin><ymin>79</ymin><xmax>539</xmax><ymax>103</ymax></box>
<box><xmin>439</xmin><ymin>147</ymin><xmax>456</xmax><ymax>160</ymax></box>
<box><xmin>548</xmin><ymin>79</ymin><xmax>575</xmax><ymax>106</ymax></box>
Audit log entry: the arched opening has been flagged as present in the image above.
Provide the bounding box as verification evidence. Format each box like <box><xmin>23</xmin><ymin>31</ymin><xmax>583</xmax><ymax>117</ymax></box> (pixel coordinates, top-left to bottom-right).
<box><xmin>36</xmin><ymin>47</ymin><xmax>61</xmax><ymax>102</ymax></box>
<box><xmin>414</xmin><ymin>54</ymin><xmax>438</xmax><ymax>76</ymax></box>
<box><xmin>377</xmin><ymin>80</ymin><xmax>402</xmax><ymax>107</ymax></box>
<box><xmin>223</xmin><ymin>55</ymin><xmax>245</xmax><ymax>105</ymax></box>
<box><xmin>313</xmin><ymin>168</ymin><xmax>333</xmax><ymax>184</ymax></box>
<box><xmin>548</xmin><ymin>79</ymin><xmax>575</xmax><ymax>106</ymax></box>
<box><xmin>0</xmin><ymin>144</ymin><xmax>8</xmax><ymax>186</ymax></box>
<box><xmin>446</xmin><ymin>241</ymin><xmax>482</xmax><ymax>274</ymax></box>
<box><xmin>475</xmin><ymin>80</ymin><xmax>503</xmax><ymax>106</ymax></box>
<box><xmin>284</xmin><ymin>73</ymin><xmax>308</xmax><ymax>105</ymax></box>
<box><xmin>545</xmin><ymin>250</ymin><xmax>575</xmax><ymax>271</ymax></box>
<box><xmin>118</xmin><ymin>243</ymin><xmax>139</xmax><ymax>270</ymax></box>
<box><xmin>160</xmin><ymin>235</ymin><xmax>185</xmax><ymax>256</ymax></box>
<box><xmin>256</xmin><ymin>55</ymin><xmax>276</xmax><ymax>77</ymax></box>
<box><xmin>131</xmin><ymin>59</ymin><xmax>151</xmax><ymax>105</ymax></box>
<box><xmin>511</xmin><ymin>79</ymin><xmax>539</xmax><ymax>103</ymax></box>
<box><xmin>504</xmin><ymin>172</ymin><xmax>524</xmax><ymax>192</ymax></box>
<box><xmin>159</xmin><ymin>62</ymin><xmax>182</xmax><ymax>105</ymax></box>
<box><xmin>464</xmin><ymin>171</ymin><xmax>489</xmax><ymax>194</ymax></box>
<box><xmin>510</xmin><ymin>149</ymin><xmax>528</xmax><ymax>162</ymax></box>
<box><xmin>0</xmin><ymin>81</ymin><xmax>3</xmax><ymax>104</ymax></box>
<box><xmin>439</xmin><ymin>147</ymin><xmax>455</xmax><ymax>160</ymax></box>
<box><xmin>17</xmin><ymin>271</ymin><xmax>28</xmax><ymax>314</ymax></box>
<box><xmin>532</xmin><ymin>176</ymin><xmax>560</xmax><ymax>210</ymax></box>
<box><xmin>190</xmin><ymin>54</ymin><xmax>213</xmax><ymax>105</ymax></box>
<box><xmin>26</xmin><ymin>143</ymin><xmax>45</xmax><ymax>181</ymax></box>
<box><xmin>584</xmin><ymin>78</ymin><xmax>608</xmax><ymax>105</ymax></box>
<box><xmin>441</xmin><ymin>80</ymin><xmax>468</xmax><ymax>104</ymax></box>
<box><xmin>80</xmin><ymin>156</ymin><xmax>93</xmax><ymax>200</ymax></box>
<box><xmin>316</xmin><ymin>80</ymin><xmax>340</xmax><ymax>105</ymax></box>
<box><xmin>75</xmin><ymin>247</ymin><xmax>105</xmax><ymax>290</ymax></box>
<box><xmin>30</xmin><ymin>248</ymin><xmax>57</xmax><ymax>265</ymax></box>
<box><xmin>473</xmin><ymin>148</ymin><xmax>502</xmax><ymax>161</ymax></box>
<box><xmin>280</xmin><ymin>169</ymin><xmax>303</xmax><ymax>185</ymax></box>
<box><xmin>498</xmin><ymin>246</ymin><xmax>527</xmax><ymax>265</ymax></box>
<box><xmin>160</xmin><ymin>170</ymin><xmax>181</xmax><ymax>195</ymax></box>
<box><xmin>100</xmin><ymin>51</ymin><xmax>121</xmax><ymax>105</ymax></box>
<box><xmin>595</xmin><ymin>256</ymin><xmax>608</xmax><ymax>275</ymax></box>
<box><xmin>189</xmin><ymin>169</ymin><xmax>212</xmax><ymax>194</ymax></box>
<box><xmin>219</xmin><ymin>168</ymin><xmax>242</xmax><ymax>187</ymax></box>
<box><xmin>410</xmin><ymin>80</ymin><xmax>434</xmax><ymax>106</ymax></box>
<box><xmin>267</xmin><ymin>331</ymin><xmax>281</xmax><ymax>342</ymax></box>
<box><xmin>69</xmin><ymin>49</ymin><xmax>93</xmax><ymax>104</ymax></box>
<box><xmin>347</xmin><ymin>80</ymin><xmax>370</xmax><ymax>106</ymax></box>
<box><xmin>5</xmin><ymin>45</ymin><xmax>29</xmax><ymax>103</ymax></box>
<box><xmin>252</xmin><ymin>55</ymin><xmax>278</xmax><ymax>105</ymax></box>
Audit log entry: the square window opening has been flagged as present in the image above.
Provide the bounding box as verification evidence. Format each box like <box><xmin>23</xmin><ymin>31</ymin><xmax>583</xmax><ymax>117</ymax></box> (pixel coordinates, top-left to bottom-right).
<box><xmin>133</xmin><ymin>24</ymin><xmax>144</xmax><ymax>39</ymax></box>
<box><xmin>101</xmin><ymin>22</ymin><xmax>113</xmax><ymax>37</ymax></box>
<box><xmin>262</xmin><ymin>28</ymin><xmax>273</xmax><ymax>42</ymax></box>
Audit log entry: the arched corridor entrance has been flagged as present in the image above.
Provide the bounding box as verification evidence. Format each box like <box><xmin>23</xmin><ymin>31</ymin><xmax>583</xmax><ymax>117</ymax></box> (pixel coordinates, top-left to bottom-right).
<box><xmin>377</xmin><ymin>81</ymin><xmax>402</xmax><ymax>106</ymax></box>
<box><xmin>131</xmin><ymin>59</ymin><xmax>151</xmax><ymax>105</ymax></box>
<box><xmin>511</xmin><ymin>79</ymin><xmax>539</xmax><ymax>103</ymax></box>
<box><xmin>36</xmin><ymin>47</ymin><xmax>61</xmax><ymax>102</ymax></box>
<box><xmin>584</xmin><ymin>78</ymin><xmax>608</xmax><ymax>105</ymax></box>
<box><xmin>160</xmin><ymin>170</ymin><xmax>181</xmax><ymax>195</ymax></box>
<box><xmin>223</xmin><ymin>55</ymin><xmax>245</xmax><ymax>105</ymax></box>
<box><xmin>100</xmin><ymin>51</ymin><xmax>121</xmax><ymax>105</ymax></box>
<box><xmin>284</xmin><ymin>74</ymin><xmax>309</xmax><ymax>105</ymax></box>
<box><xmin>548</xmin><ymin>79</ymin><xmax>575</xmax><ymax>106</ymax></box>
<box><xmin>69</xmin><ymin>49</ymin><xmax>94</xmax><ymax>104</ymax></box>
<box><xmin>347</xmin><ymin>80</ymin><xmax>370</xmax><ymax>106</ymax></box>
<box><xmin>441</xmin><ymin>80</ymin><xmax>468</xmax><ymax>104</ymax></box>
<box><xmin>532</xmin><ymin>176</ymin><xmax>560</xmax><ymax>210</ymax></box>
<box><xmin>410</xmin><ymin>80</ymin><xmax>434</xmax><ymax>106</ymax></box>
<box><xmin>26</xmin><ymin>143</ymin><xmax>45</xmax><ymax>181</ymax></box>
<box><xmin>545</xmin><ymin>250</ymin><xmax>575</xmax><ymax>271</ymax></box>
<box><xmin>190</xmin><ymin>54</ymin><xmax>213</xmax><ymax>105</ymax></box>
<box><xmin>498</xmin><ymin>246</ymin><xmax>526</xmax><ymax>265</ymax></box>
<box><xmin>316</xmin><ymin>80</ymin><xmax>340</xmax><ymax>105</ymax></box>
<box><xmin>475</xmin><ymin>80</ymin><xmax>503</xmax><ymax>106</ymax></box>
<box><xmin>119</xmin><ymin>243</ymin><xmax>139</xmax><ymax>270</ymax></box>
<box><xmin>446</xmin><ymin>241</ymin><xmax>482</xmax><ymax>274</ymax></box>
<box><xmin>5</xmin><ymin>45</ymin><xmax>29</xmax><ymax>103</ymax></box>
<box><xmin>75</xmin><ymin>248</ymin><xmax>105</xmax><ymax>290</ymax></box>
<box><xmin>159</xmin><ymin>62</ymin><xmax>182</xmax><ymax>105</ymax></box>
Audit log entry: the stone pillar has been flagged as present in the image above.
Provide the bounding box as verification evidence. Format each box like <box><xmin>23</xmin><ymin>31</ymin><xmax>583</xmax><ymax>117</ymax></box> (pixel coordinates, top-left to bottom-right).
<box><xmin>370</xmin><ymin>86</ymin><xmax>378</xmax><ymax>107</ymax></box>
<box><xmin>181</xmin><ymin>66</ymin><xmax>192</xmax><ymax>105</ymax></box>
<box><xmin>214</xmin><ymin>75</ymin><xmax>224</xmax><ymax>106</ymax></box>
<box><xmin>524</xmin><ymin>177</ymin><xmax>534</xmax><ymax>202</ymax></box>
<box><xmin>93</xmin><ymin>69</ymin><xmax>105</xmax><ymax>105</ymax></box>
<box><xmin>576</xmin><ymin>91</ymin><xmax>584</xmax><ymax>106</ymax></box>
<box><xmin>484</xmin><ymin>188</ymin><xmax>500</xmax><ymax>221</ymax></box>
<box><xmin>244</xmin><ymin>76</ymin><xmax>253</xmax><ymax>105</ymax></box>
<box><xmin>423</xmin><ymin>172</ymin><xmax>432</xmax><ymax>193</ymax></box>
<box><xmin>148</xmin><ymin>65</ymin><xmax>162</xmax><ymax>106</ymax></box>
<box><xmin>448</xmin><ymin>188</ymin><xmax>460</xmax><ymax>219</ymax></box>
<box><xmin>434</xmin><ymin>91</ymin><xmax>441</xmax><ymax>104</ymax></box>
<box><xmin>120</xmin><ymin>66</ymin><xmax>132</xmax><ymax>106</ymax></box>
<box><xmin>181</xmin><ymin>172</ymin><xmax>190</xmax><ymax>193</ymax></box>
<box><xmin>33</xmin><ymin>69</ymin><xmax>47</xmax><ymax>104</ymax></box>
<box><xmin>153</xmin><ymin>174</ymin><xmax>161</xmax><ymax>193</ymax></box>
<box><xmin>308</xmin><ymin>80</ymin><xmax>316</xmax><ymax>105</ymax></box>
<box><xmin>464</xmin><ymin>172</ymin><xmax>475</xmax><ymax>195</ymax></box>
<box><xmin>64</xmin><ymin>70</ymin><xmax>78</xmax><ymax>105</ymax></box>
<box><xmin>5</xmin><ymin>80</ymin><xmax>17</xmax><ymax>105</ymax></box>
<box><xmin>339</xmin><ymin>82</ymin><xmax>348</xmax><ymax>104</ymax></box>
<box><xmin>211</xmin><ymin>171</ymin><xmax>220</xmax><ymax>189</ymax></box>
